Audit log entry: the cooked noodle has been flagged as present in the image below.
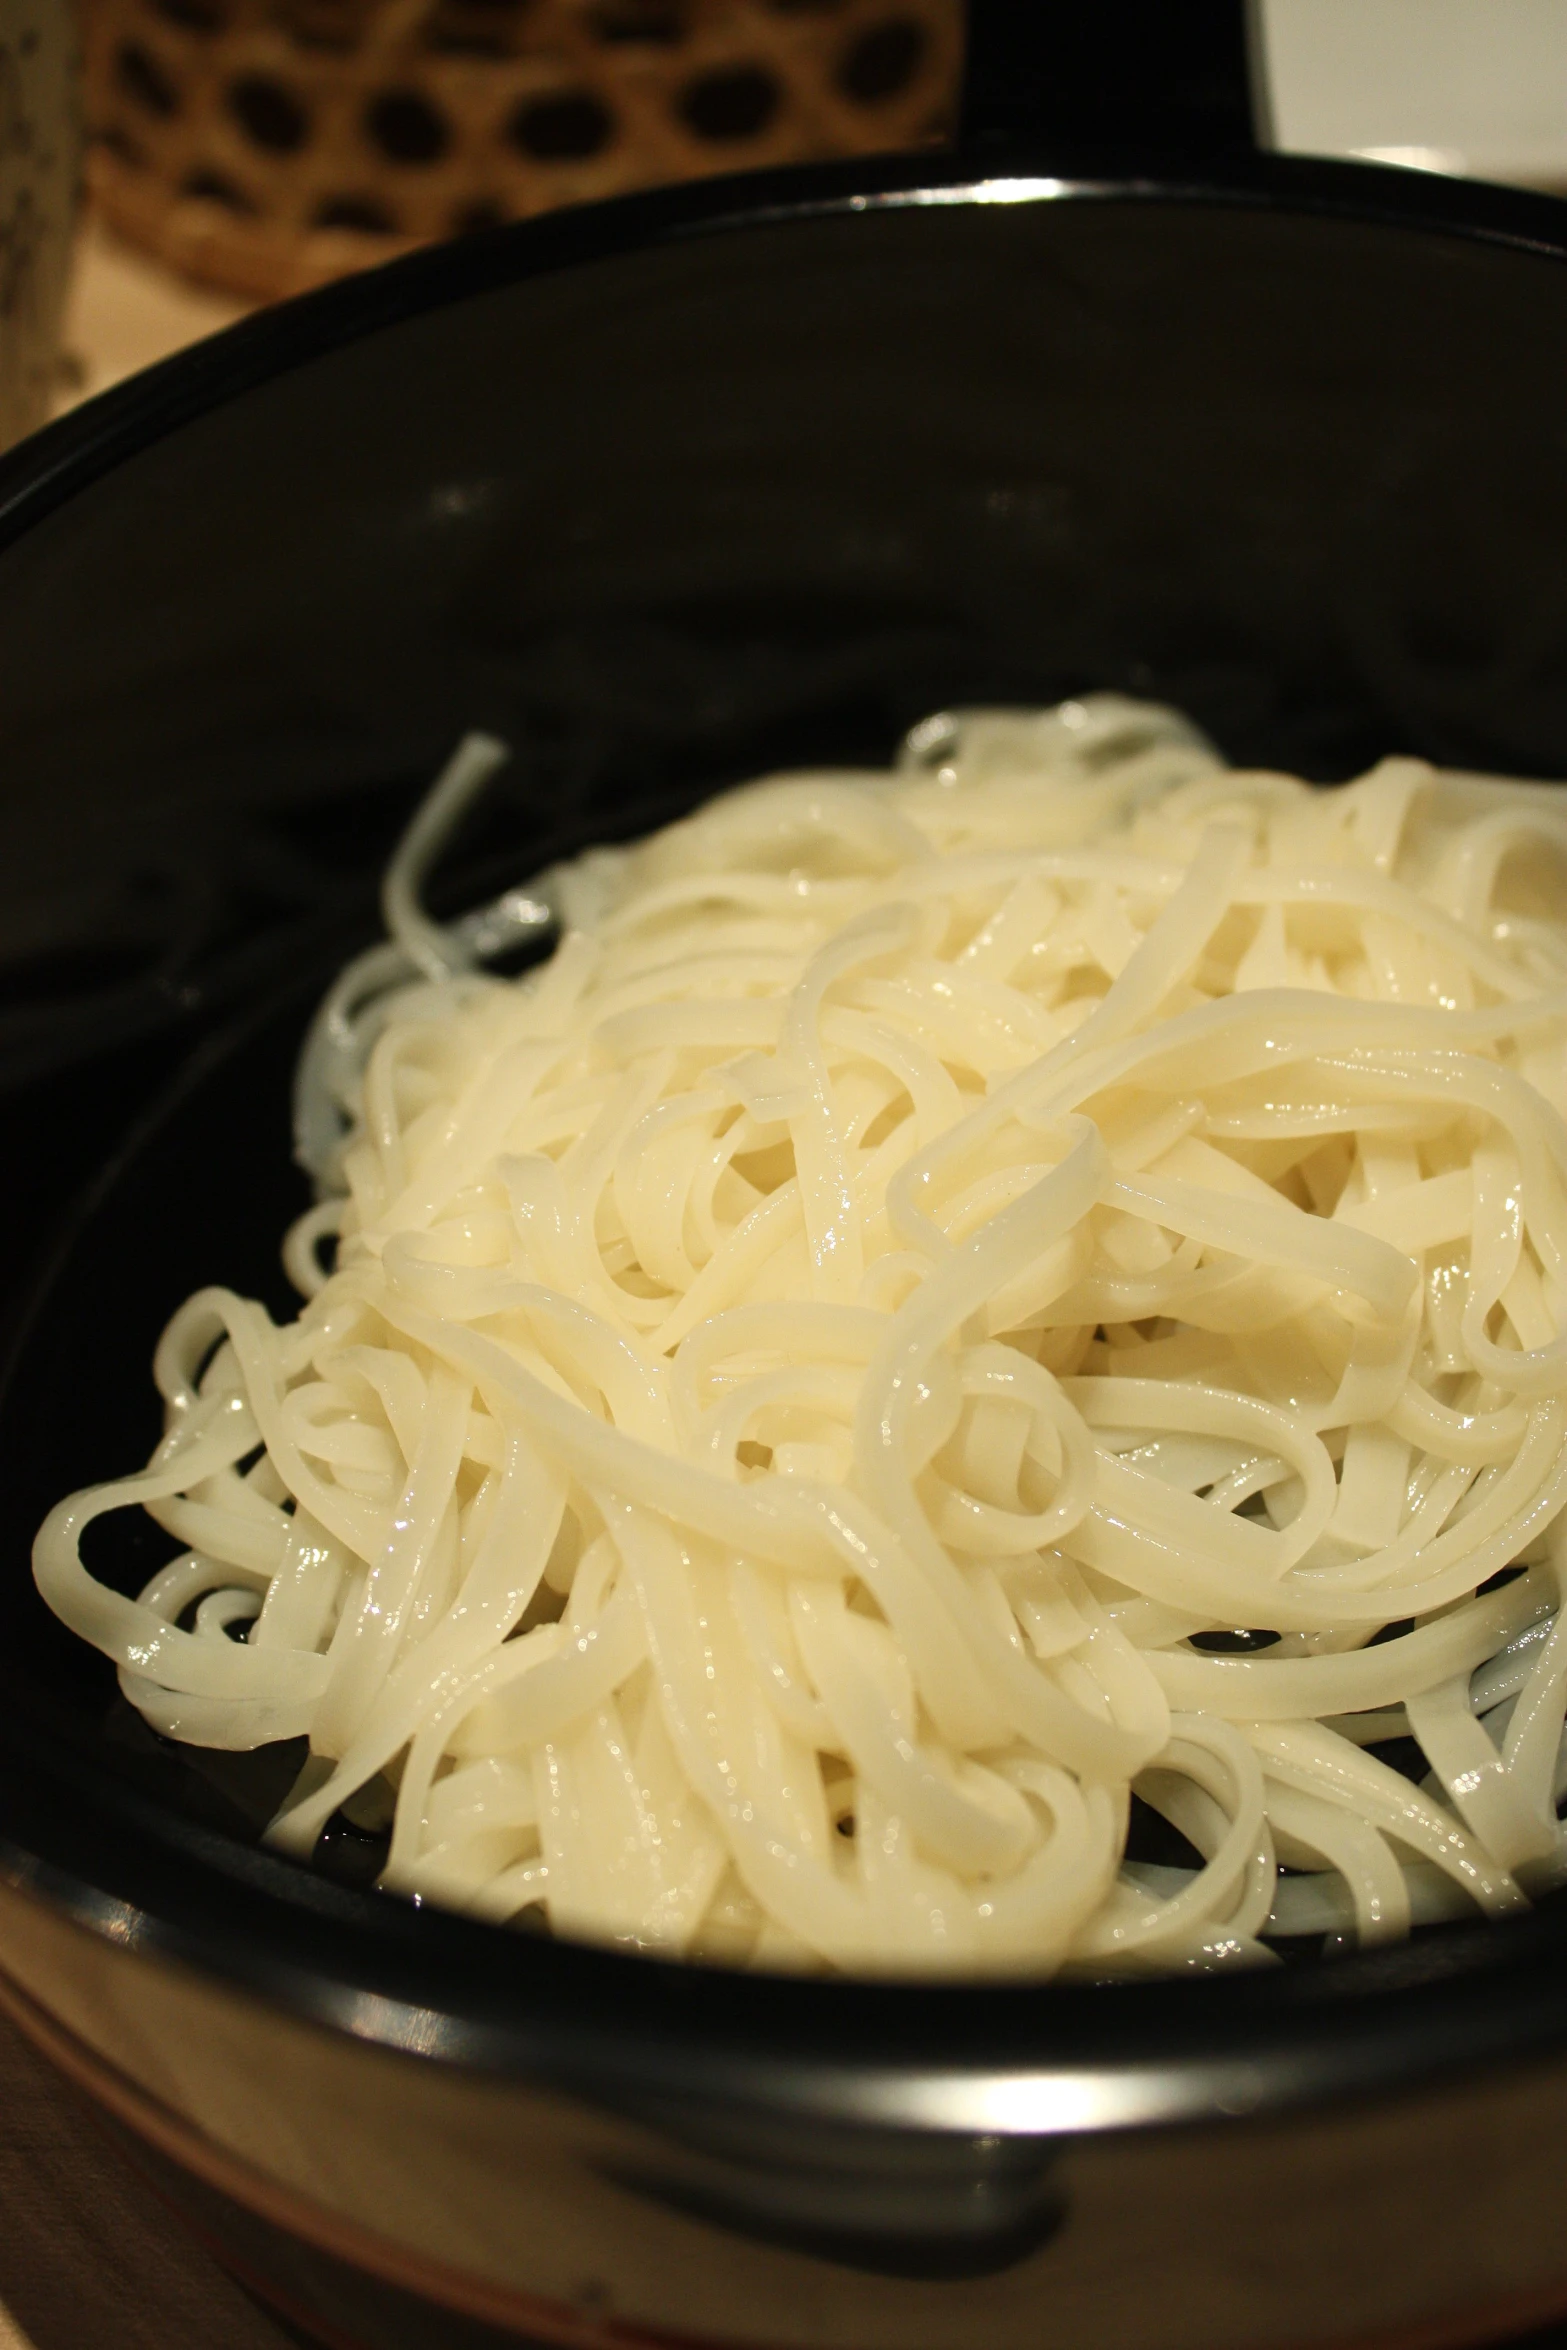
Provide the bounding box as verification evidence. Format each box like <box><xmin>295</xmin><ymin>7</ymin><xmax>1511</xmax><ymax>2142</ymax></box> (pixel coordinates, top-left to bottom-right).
<box><xmin>34</xmin><ymin>696</ymin><xmax>1567</xmax><ymax>1972</ymax></box>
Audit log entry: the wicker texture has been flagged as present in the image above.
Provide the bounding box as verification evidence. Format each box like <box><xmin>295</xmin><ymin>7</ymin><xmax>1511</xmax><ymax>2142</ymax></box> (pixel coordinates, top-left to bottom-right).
<box><xmin>0</xmin><ymin>2</ymin><xmax>79</xmax><ymax>447</ymax></box>
<box><xmin>83</xmin><ymin>0</ymin><xmax>962</xmax><ymax>301</ymax></box>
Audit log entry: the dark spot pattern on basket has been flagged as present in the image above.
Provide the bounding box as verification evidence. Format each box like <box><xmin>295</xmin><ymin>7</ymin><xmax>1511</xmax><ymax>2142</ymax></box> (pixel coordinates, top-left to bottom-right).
<box><xmin>508</xmin><ymin>90</ymin><xmax>614</xmax><ymax>161</ymax></box>
<box><xmin>452</xmin><ymin>197</ymin><xmax>508</xmax><ymax>234</ymax></box>
<box><xmin>271</xmin><ymin>0</ymin><xmax>368</xmax><ymax>51</ymax></box>
<box><xmin>313</xmin><ymin>192</ymin><xmax>398</xmax><ymax>232</ymax></box>
<box><xmin>589</xmin><ymin>0</ymin><xmax>686</xmax><ymax>40</ymax></box>
<box><xmin>678</xmin><ymin>62</ymin><xmax>779</xmax><ymax>140</ymax></box>
<box><xmin>181</xmin><ymin>165</ymin><xmax>257</xmax><ymax>210</ymax></box>
<box><xmin>87</xmin><ymin>0</ymin><xmax>959</xmax><ymax>304</ymax></box>
<box><xmin>423</xmin><ymin>0</ymin><xmax>533</xmax><ymax>36</ymax></box>
<box><xmin>115</xmin><ymin>40</ymin><xmax>180</xmax><ymax>117</ymax></box>
<box><xmin>365</xmin><ymin>87</ymin><xmax>451</xmax><ymax>163</ymax></box>
<box><xmin>839</xmin><ymin>17</ymin><xmax>924</xmax><ymax>103</ymax></box>
<box><xmin>228</xmin><ymin>72</ymin><xmax>311</xmax><ymax>151</ymax></box>
<box><xmin>150</xmin><ymin>0</ymin><xmax>228</xmax><ymax>31</ymax></box>
<box><xmin>423</xmin><ymin>21</ymin><xmax>509</xmax><ymax>57</ymax></box>
<box><xmin>93</xmin><ymin>122</ymin><xmax>148</xmax><ymax>167</ymax></box>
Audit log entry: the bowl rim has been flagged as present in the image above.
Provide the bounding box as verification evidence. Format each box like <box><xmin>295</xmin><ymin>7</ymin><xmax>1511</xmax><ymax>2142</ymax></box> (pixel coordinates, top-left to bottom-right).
<box><xmin>7</xmin><ymin>136</ymin><xmax>1567</xmax><ymax>561</ymax></box>
<box><xmin>5</xmin><ymin>136</ymin><xmax>1567</xmax><ymax>2143</ymax></box>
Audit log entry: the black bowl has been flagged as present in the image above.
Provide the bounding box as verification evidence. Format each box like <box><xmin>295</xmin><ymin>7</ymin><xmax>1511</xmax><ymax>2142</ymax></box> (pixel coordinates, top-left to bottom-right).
<box><xmin>7</xmin><ymin>27</ymin><xmax>1567</xmax><ymax>2348</ymax></box>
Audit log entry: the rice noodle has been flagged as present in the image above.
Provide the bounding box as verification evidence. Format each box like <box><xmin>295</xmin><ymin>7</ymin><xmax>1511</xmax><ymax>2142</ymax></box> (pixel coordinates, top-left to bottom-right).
<box><xmin>34</xmin><ymin>695</ymin><xmax>1567</xmax><ymax>1973</ymax></box>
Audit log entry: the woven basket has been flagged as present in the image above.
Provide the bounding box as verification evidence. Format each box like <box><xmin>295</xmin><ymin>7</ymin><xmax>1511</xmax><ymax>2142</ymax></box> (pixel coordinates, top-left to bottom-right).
<box><xmin>83</xmin><ymin>0</ymin><xmax>962</xmax><ymax>302</ymax></box>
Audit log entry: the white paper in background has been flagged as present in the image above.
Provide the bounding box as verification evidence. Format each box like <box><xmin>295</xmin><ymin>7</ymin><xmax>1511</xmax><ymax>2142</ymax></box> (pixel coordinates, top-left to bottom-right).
<box><xmin>1260</xmin><ymin>0</ymin><xmax>1567</xmax><ymax>190</ymax></box>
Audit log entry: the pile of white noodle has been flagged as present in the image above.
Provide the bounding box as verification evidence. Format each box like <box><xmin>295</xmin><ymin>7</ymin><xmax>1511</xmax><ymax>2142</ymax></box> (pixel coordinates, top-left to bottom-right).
<box><xmin>35</xmin><ymin>696</ymin><xmax>1567</xmax><ymax>1974</ymax></box>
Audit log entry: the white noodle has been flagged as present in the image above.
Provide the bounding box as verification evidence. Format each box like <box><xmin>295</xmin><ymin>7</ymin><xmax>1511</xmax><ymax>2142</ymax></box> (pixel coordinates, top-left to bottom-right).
<box><xmin>34</xmin><ymin>695</ymin><xmax>1567</xmax><ymax>1973</ymax></box>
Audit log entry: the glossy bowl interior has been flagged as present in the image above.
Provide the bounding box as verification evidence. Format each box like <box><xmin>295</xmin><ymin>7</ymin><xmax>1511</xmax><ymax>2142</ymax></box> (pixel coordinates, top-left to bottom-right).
<box><xmin>5</xmin><ymin>154</ymin><xmax>1567</xmax><ymax>2146</ymax></box>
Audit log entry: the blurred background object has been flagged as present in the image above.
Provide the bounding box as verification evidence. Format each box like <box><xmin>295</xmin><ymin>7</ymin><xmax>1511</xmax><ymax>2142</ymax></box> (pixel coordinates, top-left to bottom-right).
<box><xmin>79</xmin><ymin>0</ymin><xmax>961</xmax><ymax>303</ymax></box>
<box><xmin>1261</xmin><ymin>0</ymin><xmax>1567</xmax><ymax>195</ymax></box>
<box><xmin>67</xmin><ymin>0</ymin><xmax>1567</xmax><ymax>333</ymax></box>
<box><xmin>0</xmin><ymin>2</ymin><xmax>79</xmax><ymax>449</ymax></box>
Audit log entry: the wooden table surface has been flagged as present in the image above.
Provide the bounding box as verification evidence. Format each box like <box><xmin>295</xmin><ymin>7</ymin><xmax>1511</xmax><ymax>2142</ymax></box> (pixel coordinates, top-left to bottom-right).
<box><xmin>56</xmin><ymin>217</ymin><xmax>252</xmax><ymax>418</ymax></box>
<box><xmin>0</xmin><ymin>2002</ymin><xmax>296</xmax><ymax>2350</ymax></box>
